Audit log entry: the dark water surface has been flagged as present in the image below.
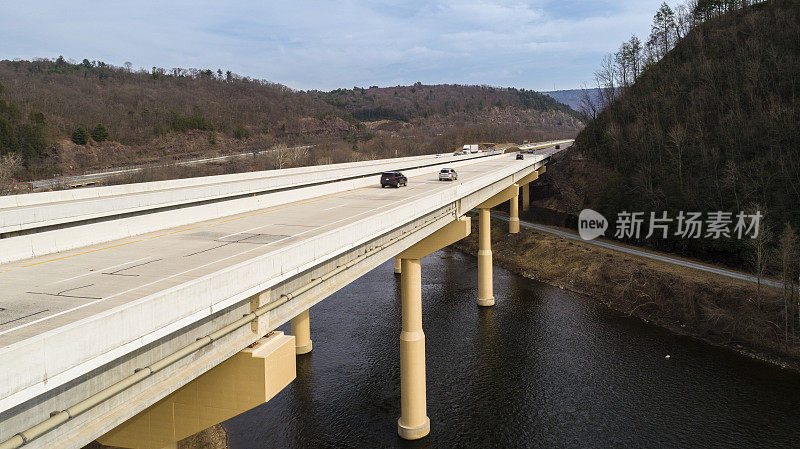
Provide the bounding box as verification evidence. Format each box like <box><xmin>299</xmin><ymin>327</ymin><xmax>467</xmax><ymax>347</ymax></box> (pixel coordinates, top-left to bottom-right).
<box><xmin>224</xmin><ymin>250</ymin><xmax>800</xmax><ymax>448</ymax></box>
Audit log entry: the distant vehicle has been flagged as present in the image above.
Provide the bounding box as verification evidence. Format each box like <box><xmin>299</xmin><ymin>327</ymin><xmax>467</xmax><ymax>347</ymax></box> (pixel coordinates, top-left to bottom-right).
<box><xmin>516</xmin><ymin>154</ymin><xmax>524</xmax><ymax>160</ymax></box>
<box><xmin>453</xmin><ymin>151</ymin><xmax>461</xmax><ymax>156</ymax></box>
<box><xmin>463</xmin><ymin>144</ymin><xmax>479</xmax><ymax>154</ymax></box>
<box><xmin>523</xmin><ymin>140</ymin><xmax>529</xmax><ymax>144</ymax></box>
<box><xmin>434</xmin><ymin>154</ymin><xmax>443</xmax><ymax>158</ymax></box>
<box><xmin>555</xmin><ymin>144</ymin><xmax>560</xmax><ymax>149</ymax></box>
<box><xmin>438</xmin><ymin>168</ymin><xmax>458</xmax><ymax>181</ymax></box>
<box><xmin>380</xmin><ymin>171</ymin><xmax>407</xmax><ymax>188</ymax></box>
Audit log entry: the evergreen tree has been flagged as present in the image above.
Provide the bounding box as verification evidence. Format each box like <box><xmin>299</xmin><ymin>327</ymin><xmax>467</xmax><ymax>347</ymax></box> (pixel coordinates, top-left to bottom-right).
<box><xmin>72</xmin><ymin>126</ymin><xmax>89</xmax><ymax>145</ymax></box>
<box><xmin>649</xmin><ymin>3</ymin><xmax>677</xmax><ymax>60</ymax></box>
<box><xmin>91</xmin><ymin>123</ymin><xmax>109</xmax><ymax>142</ymax></box>
<box><xmin>629</xmin><ymin>35</ymin><xmax>643</xmax><ymax>81</ymax></box>
<box><xmin>1</xmin><ymin>101</ymin><xmax>47</xmax><ymax>158</ymax></box>
<box><xmin>234</xmin><ymin>125</ymin><xmax>250</xmax><ymax>139</ymax></box>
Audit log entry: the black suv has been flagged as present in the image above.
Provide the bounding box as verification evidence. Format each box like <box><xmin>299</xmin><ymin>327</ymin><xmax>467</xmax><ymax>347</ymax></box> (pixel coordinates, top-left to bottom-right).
<box><xmin>380</xmin><ymin>171</ymin><xmax>407</xmax><ymax>188</ymax></box>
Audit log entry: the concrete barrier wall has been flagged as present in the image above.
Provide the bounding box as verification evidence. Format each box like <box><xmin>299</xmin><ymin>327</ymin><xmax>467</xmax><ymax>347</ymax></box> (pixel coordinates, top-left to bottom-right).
<box><xmin>0</xmin><ymin>152</ymin><xmax>510</xmax><ymax>235</ymax></box>
<box><xmin>0</xmin><ymin>153</ymin><xmax>439</xmax><ymax>208</ymax></box>
<box><xmin>0</xmin><ymin>151</ymin><xmax>503</xmax><ymax>215</ymax></box>
<box><xmin>0</xmin><ymin>138</ymin><xmax>570</xmax><ymax>215</ymax></box>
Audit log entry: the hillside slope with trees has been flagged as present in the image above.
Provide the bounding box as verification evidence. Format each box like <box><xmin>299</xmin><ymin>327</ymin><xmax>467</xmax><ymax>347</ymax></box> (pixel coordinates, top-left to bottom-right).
<box><xmin>568</xmin><ymin>0</ymin><xmax>799</xmax><ymax>269</ymax></box>
<box><xmin>309</xmin><ymin>83</ymin><xmax>578</xmax><ymax>122</ymax></box>
<box><xmin>0</xmin><ymin>59</ymin><xmax>581</xmax><ymax>184</ymax></box>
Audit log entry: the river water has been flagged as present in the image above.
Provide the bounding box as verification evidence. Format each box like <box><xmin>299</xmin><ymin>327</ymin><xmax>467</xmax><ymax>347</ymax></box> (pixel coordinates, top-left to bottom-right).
<box><xmin>224</xmin><ymin>250</ymin><xmax>800</xmax><ymax>448</ymax></box>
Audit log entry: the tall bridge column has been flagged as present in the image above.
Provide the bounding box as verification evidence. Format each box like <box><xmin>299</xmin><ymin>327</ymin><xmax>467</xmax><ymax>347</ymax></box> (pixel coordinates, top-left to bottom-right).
<box><xmin>517</xmin><ymin>169</ymin><xmax>540</xmax><ymax>217</ymax></box>
<box><xmin>476</xmin><ymin>184</ymin><xmax>518</xmax><ymax>307</ymax></box>
<box><xmin>398</xmin><ymin>257</ymin><xmax>429</xmax><ymax>440</ymax></box>
<box><xmin>477</xmin><ymin>208</ymin><xmax>495</xmax><ymax>307</ymax></box>
<box><xmin>509</xmin><ymin>190</ymin><xmax>520</xmax><ymax>234</ymax></box>
<box><xmin>396</xmin><ymin>217</ymin><xmax>471</xmax><ymax>440</ymax></box>
<box><xmin>522</xmin><ymin>183</ymin><xmax>530</xmax><ymax>212</ymax></box>
<box><xmin>291</xmin><ymin>309</ymin><xmax>313</xmax><ymax>355</ymax></box>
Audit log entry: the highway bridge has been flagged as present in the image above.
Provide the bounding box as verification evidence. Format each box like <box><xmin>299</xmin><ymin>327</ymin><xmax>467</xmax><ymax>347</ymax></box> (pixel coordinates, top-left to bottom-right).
<box><xmin>0</xmin><ymin>140</ymin><xmax>571</xmax><ymax>449</ymax></box>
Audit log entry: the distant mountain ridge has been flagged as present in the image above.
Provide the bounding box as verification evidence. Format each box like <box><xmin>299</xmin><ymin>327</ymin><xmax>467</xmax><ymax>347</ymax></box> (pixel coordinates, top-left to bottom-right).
<box><xmin>542</xmin><ymin>88</ymin><xmax>600</xmax><ymax>113</ymax></box>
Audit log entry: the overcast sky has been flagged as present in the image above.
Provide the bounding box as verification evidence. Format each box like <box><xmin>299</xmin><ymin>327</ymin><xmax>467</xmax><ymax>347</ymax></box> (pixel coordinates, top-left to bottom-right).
<box><xmin>0</xmin><ymin>1</ymin><xmax>669</xmax><ymax>92</ymax></box>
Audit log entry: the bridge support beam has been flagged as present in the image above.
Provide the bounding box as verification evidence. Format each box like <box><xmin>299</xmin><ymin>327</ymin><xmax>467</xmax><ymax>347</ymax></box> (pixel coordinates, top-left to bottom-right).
<box><xmin>394</xmin><ymin>257</ymin><xmax>402</xmax><ymax>275</ymax></box>
<box><xmin>291</xmin><ymin>309</ymin><xmax>313</xmax><ymax>355</ymax></box>
<box><xmin>477</xmin><ymin>208</ymin><xmax>495</xmax><ymax>307</ymax></box>
<box><xmin>509</xmin><ymin>190</ymin><xmax>520</xmax><ymax>234</ymax></box>
<box><xmin>98</xmin><ymin>332</ymin><xmax>296</xmax><ymax>449</ymax></box>
<box><xmin>522</xmin><ymin>183</ymin><xmax>530</xmax><ymax>212</ymax></box>
<box><xmin>395</xmin><ymin>217</ymin><xmax>471</xmax><ymax>440</ymax></box>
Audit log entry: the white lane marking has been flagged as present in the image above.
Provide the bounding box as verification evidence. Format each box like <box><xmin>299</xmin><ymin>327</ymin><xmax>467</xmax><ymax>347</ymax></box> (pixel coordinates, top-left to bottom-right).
<box><xmin>322</xmin><ymin>204</ymin><xmax>345</xmax><ymax>211</ymax></box>
<box><xmin>51</xmin><ymin>257</ymin><xmax>152</xmax><ymax>285</ymax></box>
<box><xmin>0</xmin><ymin>157</ymin><xmax>519</xmax><ymax>335</ymax></box>
<box><xmin>219</xmin><ymin>226</ymin><xmax>265</xmax><ymax>240</ymax></box>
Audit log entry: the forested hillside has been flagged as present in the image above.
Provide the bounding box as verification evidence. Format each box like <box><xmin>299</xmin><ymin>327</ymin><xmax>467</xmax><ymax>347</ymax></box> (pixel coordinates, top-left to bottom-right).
<box><xmin>570</xmin><ymin>0</ymin><xmax>800</xmax><ymax>268</ymax></box>
<box><xmin>0</xmin><ymin>59</ymin><xmax>580</xmax><ymax>184</ymax></box>
<box><xmin>310</xmin><ymin>84</ymin><xmax>578</xmax><ymax>122</ymax></box>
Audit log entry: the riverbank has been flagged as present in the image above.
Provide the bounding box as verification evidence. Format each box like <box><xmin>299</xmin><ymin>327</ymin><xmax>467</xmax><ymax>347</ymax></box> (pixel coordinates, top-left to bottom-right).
<box><xmin>454</xmin><ymin>215</ymin><xmax>800</xmax><ymax>373</ymax></box>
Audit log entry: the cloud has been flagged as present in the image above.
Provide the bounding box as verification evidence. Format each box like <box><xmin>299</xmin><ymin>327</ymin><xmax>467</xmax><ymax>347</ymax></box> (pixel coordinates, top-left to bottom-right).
<box><xmin>0</xmin><ymin>0</ymin><xmax>669</xmax><ymax>91</ymax></box>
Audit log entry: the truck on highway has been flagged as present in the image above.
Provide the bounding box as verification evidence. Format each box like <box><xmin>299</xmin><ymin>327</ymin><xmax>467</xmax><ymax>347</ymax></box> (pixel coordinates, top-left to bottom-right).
<box><xmin>462</xmin><ymin>144</ymin><xmax>479</xmax><ymax>154</ymax></box>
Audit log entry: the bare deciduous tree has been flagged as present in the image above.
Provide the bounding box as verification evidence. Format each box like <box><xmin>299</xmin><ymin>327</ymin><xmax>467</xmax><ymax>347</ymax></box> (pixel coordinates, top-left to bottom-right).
<box><xmin>778</xmin><ymin>224</ymin><xmax>798</xmax><ymax>341</ymax></box>
<box><xmin>746</xmin><ymin>204</ymin><xmax>771</xmax><ymax>303</ymax></box>
<box><xmin>0</xmin><ymin>153</ymin><xmax>22</xmax><ymax>195</ymax></box>
<box><xmin>666</xmin><ymin>124</ymin><xmax>687</xmax><ymax>189</ymax></box>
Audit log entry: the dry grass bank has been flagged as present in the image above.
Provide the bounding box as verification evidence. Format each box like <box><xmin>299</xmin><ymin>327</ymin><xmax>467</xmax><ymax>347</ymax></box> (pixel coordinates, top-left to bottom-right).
<box><xmin>455</xmin><ymin>216</ymin><xmax>800</xmax><ymax>371</ymax></box>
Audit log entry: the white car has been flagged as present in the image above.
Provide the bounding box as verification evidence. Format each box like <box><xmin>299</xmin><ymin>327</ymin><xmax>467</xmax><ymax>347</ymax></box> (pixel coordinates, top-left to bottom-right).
<box><xmin>438</xmin><ymin>168</ymin><xmax>458</xmax><ymax>181</ymax></box>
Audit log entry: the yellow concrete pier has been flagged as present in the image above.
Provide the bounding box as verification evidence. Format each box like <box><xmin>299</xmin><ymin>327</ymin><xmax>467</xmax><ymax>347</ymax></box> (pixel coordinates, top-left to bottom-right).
<box><xmin>395</xmin><ymin>217</ymin><xmax>471</xmax><ymax>439</ymax></box>
<box><xmin>291</xmin><ymin>309</ymin><xmax>313</xmax><ymax>355</ymax></box>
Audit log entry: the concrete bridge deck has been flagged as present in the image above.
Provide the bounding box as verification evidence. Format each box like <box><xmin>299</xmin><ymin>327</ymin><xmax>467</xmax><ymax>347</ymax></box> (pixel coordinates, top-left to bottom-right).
<box><xmin>0</xmin><ymin>140</ymin><xmax>570</xmax><ymax>449</ymax></box>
